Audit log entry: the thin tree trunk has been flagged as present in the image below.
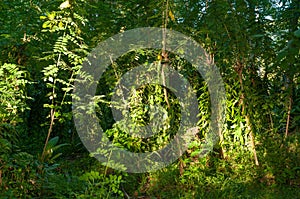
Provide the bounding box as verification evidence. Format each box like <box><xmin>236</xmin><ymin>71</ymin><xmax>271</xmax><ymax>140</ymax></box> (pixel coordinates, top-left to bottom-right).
<box><xmin>161</xmin><ymin>0</ymin><xmax>170</xmax><ymax>109</ymax></box>
<box><xmin>245</xmin><ymin>115</ymin><xmax>259</xmax><ymax>166</ymax></box>
<box><xmin>235</xmin><ymin>61</ymin><xmax>259</xmax><ymax>166</ymax></box>
<box><xmin>41</xmin><ymin>108</ymin><xmax>55</xmax><ymax>162</ymax></box>
<box><xmin>285</xmin><ymin>95</ymin><xmax>292</xmax><ymax>137</ymax></box>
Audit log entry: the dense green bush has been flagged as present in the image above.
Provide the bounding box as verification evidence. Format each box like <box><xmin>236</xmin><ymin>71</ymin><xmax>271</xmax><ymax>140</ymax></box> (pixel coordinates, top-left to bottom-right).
<box><xmin>0</xmin><ymin>0</ymin><xmax>299</xmax><ymax>198</ymax></box>
<box><xmin>0</xmin><ymin>63</ymin><xmax>36</xmax><ymax>197</ymax></box>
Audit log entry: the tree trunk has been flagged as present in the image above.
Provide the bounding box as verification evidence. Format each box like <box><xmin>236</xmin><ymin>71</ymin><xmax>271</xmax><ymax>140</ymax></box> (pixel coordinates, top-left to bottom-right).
<box><xmin>235</xmin><ymin>61</ymin><xmax>259</xmax><ymax>166</ymax></box>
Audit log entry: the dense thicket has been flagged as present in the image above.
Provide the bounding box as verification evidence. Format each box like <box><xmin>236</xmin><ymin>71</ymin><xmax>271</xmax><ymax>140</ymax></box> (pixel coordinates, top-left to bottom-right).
<box><xmin>0</xmin><ymin>0</ymin><xmax>299</xmax><ymax>198</ymax></box>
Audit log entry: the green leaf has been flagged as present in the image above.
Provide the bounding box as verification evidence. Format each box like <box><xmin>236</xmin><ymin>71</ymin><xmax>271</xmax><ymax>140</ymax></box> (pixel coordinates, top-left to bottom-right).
<box><xmin>190</xmin><ymin>149</ymin><xmax>201</xmax><ymax>157</ymax></box>
<box><xmin>252</xmin><ymin>34</ymin><xmax>264</xmax><ymax>38</ymax></box>
<box><xmin>42</xmin><ymin>21</ymin><xmax>51</xmax><ymax>29</ymax></box>
<box><xmin>59</xmin><ymin>0</ymin><xmax>71</xmax><ymax>10</ymax></box>
<box><xmin>46</xmin><ymin>136</ymin><xmax>59</xmax><ymax>150</ymax></box>
<box><xmin>40</xmin><ymin>16</ymin><xmax>47</xmax><ymax>20</ymax></box>
<box><xmin>47</xmin><ymin>12</ymin><xmax>56</xmax><ymax>20</ymax></box>
<box><xmin>294</xmin><ymin>29</ymin><xmax>300</xmax><ymax>38</ymax></box>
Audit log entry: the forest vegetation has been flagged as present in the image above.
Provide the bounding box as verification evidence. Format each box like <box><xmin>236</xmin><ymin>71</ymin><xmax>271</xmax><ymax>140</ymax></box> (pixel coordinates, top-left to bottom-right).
<box><xmin>0</xmin><ymin>0</ymin><xmax>299</xmax><ymax>198</ymax></box>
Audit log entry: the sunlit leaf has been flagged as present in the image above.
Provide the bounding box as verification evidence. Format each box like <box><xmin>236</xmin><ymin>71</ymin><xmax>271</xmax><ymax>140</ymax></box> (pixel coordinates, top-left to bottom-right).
<box><xmin>59</xmin><ymin>0</ymin><xmax>71</xmax><ymax>10</ymax></box>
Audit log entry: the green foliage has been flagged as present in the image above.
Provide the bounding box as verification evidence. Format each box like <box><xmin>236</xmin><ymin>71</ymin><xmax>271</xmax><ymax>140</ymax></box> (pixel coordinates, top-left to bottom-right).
<box><xmin>0</xmin><ymin>63</ymin><xmax>29</xmax><ymax>123</ymax></box>
<box><xmin>78</xmin><ymin>171</ymin><xmax>124</xmax><ymax>198</ymax></box>
<box><xmin>39</xmin><ymin>136</ymin><xmax>69</xmax><ymax>164</ymax></box>
<box><xmin>40</xmin><ymin>7</ymin><xmax>88</xmax><ymax>124</ymax></box>
<box><xmin>105</xmin><ymin>84</ymin><xmax>181</xmax><ymax>153</ymax></box>
<box><xmin>0</xmin><ymin>152</ymin><xmax>39</xmax><ymax>198</ymax></box>
<box><xmin>0</xmin><ymin>0</ymin><xmax>300</xmax><ymax>198</ymax></box>
<box><xmin>0</xmin><ymin>63</ymin><xmax>34</xmax><ymax>197</ymax></box>
<box><xmin>39</xmin><ymin>173</ymin><xmax>84</xmax><ymax>198</ymax></box>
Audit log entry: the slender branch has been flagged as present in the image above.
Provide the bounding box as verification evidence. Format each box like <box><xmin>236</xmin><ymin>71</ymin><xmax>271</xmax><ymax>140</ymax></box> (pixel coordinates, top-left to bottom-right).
<box><xmin>41</xmin><ymin>108</ymin><xmax>55</xmax><ymax>161</ymax></box>
<box><xmin>41</xmin><ymin>22</ymin><xmax>69</xmax><ymax>162</ymax></box>
<box><xmin>161</xmin><ymin>0</ymin><xmax>170</xmax><ymax>109</ymax></box>
<box><xmin>285</xmin><ymin>95</ymin><xmax>292</xmax><ymax>137</ymax></box>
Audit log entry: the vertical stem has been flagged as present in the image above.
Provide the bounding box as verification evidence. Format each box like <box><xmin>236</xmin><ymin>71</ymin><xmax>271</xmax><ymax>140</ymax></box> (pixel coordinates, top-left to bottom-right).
<box><xmin>217</xmin><ymin>118</ymin><xmax>225</xmax><ymax>159</ymax></box>
<box><xmin>208</xmin><ymin>53</ymin><xmax>225</xmax><ymax>159</ymax></box>
<box><xmin>246</xmin><ymin>115</ymin><xmax>259</xmax><ymax>166</ymax></box>
<box><xmin>104</xmin><ymin>150</ymin><xmax>112</xmax><ymax>176</ymax></box>
<box><xmin>161</xmin><ymin>64</ymin><xmax>170</xmax><ymax>109</ymax></box>
<box><xmin>285</xmin><ymin>95</ymin><xmax>292</xmax><ymax>137</ymax></box>
<box><xmin>41</xmin><ymin>109</ymin><xmax>55</xmax><ymax>161</ymax></box>
<box><xmin>41</xmin><ymin>22</ymin><xmax>68</xmax><ymax>162</ymax></box>
<box><xmin>236</xmin><ymin>62</ymin><xmax>259</xmax><ymax>166</ymax></box>
<box><xmin>161</xmin><ymin>0</ymin><xmax>170</xmax><ymax>109</ymax></box>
